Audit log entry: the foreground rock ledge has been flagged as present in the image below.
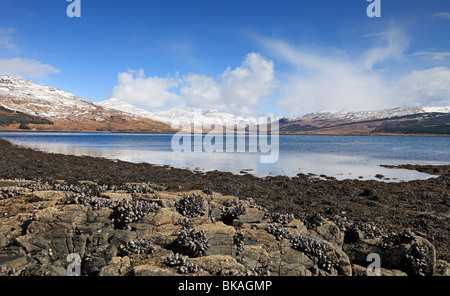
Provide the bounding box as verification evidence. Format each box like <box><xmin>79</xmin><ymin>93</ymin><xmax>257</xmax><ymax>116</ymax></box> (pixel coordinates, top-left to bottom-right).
<box><xmin>0</xmin><ymin>179</ymin><xmax>448</xmax><ymax>276</ymax></box>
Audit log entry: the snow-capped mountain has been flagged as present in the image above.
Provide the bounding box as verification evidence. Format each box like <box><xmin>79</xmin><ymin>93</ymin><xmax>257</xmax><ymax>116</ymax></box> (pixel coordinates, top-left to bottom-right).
<box><xmin>0</xmin><ymin>76</ymin><xmax>173</xmax><ymax>133</ymax></box>
<box><xmin>290</xmin><ymin>106</ymin><xmax>450</xmax><ymax>122</ymax></box>
<box><xmin>0</xmin><ymin>75</ymin><xmax>102</xmax><ymax>119</ymax></box>
<box><xmin>0</xmin><ymin>75</ymin><xmax>448</xmax><ymax>135</ymax></box>
<box><xmin>97</xmin><ymin>98</ymin><xmax>261</xmax><ymax>127</ymax></box>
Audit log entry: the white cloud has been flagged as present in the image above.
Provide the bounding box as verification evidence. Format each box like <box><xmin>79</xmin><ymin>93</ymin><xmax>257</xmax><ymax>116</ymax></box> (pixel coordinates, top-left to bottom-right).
<box><xmin>410</xmin><ymin>51</ymin><xmax>450</xmax><ymax>60</ymax></box>
<box><xmin>109</xmin><ymin>69</ymin><xmax>183</xmax><ymax>109</ymax></box>
<box><xmin>111</xmin><ymin>53</ymin><xmax>277</xmax><ymax>115</ymax></box>
<box><xmin>392</xmin><ymin>67</ymin><xmax>450</xmax><ymax>107</ymax></box>
<box><xmin>260</xmin><ymin>27</ymin><xmax>449</xmax><ymax>116</ymax></box>
<box><xmin>361</xmin><ymin>28</ymin><xmax>410</xmax><ymax>70</ymax></box>
<box><xmin>0</xmin><ymin>57</ymin><xmax>60</xmax><ymax>79</ymax></box>
<box><xmin>433</xmin><ymin>12</ymin><xmax>450</xmax><ymax>20</ymax></box>
<box><xmin>220</xmin><ymin>52</ymin><xmax>276</xmax><ymax>104</ymax></box>
<box><xmin>261</xmin><ymin>39</ymin><xmax>393</xmax><ymax>114</ymax></box>
<box><xmin>180</xmin><ymin>73</ymin><xmax>221</xmax><ymax>108</ymax></box>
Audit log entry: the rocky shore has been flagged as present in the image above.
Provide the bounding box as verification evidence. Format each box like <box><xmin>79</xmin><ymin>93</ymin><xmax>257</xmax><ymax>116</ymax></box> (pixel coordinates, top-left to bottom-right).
<box><xmin>0</xmin><ymin>179</ymin><xmax>447</xmax><ymax>276</ymax></box>
<box><xmin>0</xmin><ymin>138</ymin><xmax>448</xmax><ymax>276</ymax></box>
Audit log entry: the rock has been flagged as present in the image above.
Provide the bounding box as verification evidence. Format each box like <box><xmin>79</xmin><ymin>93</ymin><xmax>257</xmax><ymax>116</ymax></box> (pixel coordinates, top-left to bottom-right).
<box><xmin>99</xmin><ymin>256</ymin><xmax>132</xmax><ymax>276</ymax></box>
<box><xmin>315</xmin><ymin>220</ymin><xmax>344</xmax><ymax>248</ymax></box>
<box><xmin>133</xmin><ymin>264</ymin><xmax>176</xmax><ymax>276</ymax></box>
<box><xmin>101</xmin><ymin>192</ymin><xmax>133</xmax><ymax>202</ymax></box>
<box><xmin>344</xmin><ymin>235</ymin><xmax>436</xmax><ymax>276</ymax></box>
<box><xmin>235</xmin><ymin>207</ymin><xmax>266</xmax><ymax>223</ymax></box>
<box><xmin>190</xmin><ymin>255</ymin><xmax>245</xmax><ymax>275</ymax></box>
<box><xmin>197</xmin><ymin>222</ymin><xmax>235</xmax><ymax>256</ymax></box>
<box><xmin>0</xmin><ymin>178</ymin><xmax>444</xmax><ymax>277</ymax></box>
<box><xmin>142</xmin><ymin>207</ymin><xmax>183</xmax><ymax>227</ymax></box>
<box><xmin>352</xmin><ymin>264</ymin><xmax>407</xmax><ymax>276</ymax></box>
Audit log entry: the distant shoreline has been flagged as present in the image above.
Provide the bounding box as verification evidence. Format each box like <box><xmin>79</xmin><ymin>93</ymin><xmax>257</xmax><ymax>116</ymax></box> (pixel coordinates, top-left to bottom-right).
<box><xmin>0</xmin><ymin>129</ymin><xmax>449</xmax><ymax>137</ymax></box>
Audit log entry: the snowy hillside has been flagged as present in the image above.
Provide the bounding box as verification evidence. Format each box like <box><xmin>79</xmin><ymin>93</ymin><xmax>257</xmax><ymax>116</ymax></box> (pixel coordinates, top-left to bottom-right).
<box><xmin>0</xmin><ymin>75</ymin><xmax>102</xmax><ymax>119</ymax></box>
<box><xmin>97</xmin><ymin>98</ymin><xmax>261</xmax><ymax>127</ymax></box>
<box><xmin>290</xmin><ymin>106</ymin><xmax>450</xmax><ymax>122</ymax></box>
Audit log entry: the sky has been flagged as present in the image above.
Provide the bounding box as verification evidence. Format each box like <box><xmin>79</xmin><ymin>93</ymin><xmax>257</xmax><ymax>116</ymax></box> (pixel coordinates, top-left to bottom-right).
<box><xmin>0</xmin><ymin>0</ymin><xmax>449</xmax><ymax>117</ymax></box>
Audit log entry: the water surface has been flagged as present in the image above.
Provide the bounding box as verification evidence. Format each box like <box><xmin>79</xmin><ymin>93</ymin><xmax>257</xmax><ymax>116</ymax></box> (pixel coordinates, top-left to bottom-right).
<box><xmin>0</xmin><ymin>132</ymin><xmax>448</xmax><ymax>182</ymax></box>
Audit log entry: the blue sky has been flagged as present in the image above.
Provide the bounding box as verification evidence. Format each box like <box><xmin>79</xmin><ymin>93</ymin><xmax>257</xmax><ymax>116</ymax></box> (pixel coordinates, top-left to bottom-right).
<box><xmin>0</xmin><ymin>0</ymin><xmax>449</xmax><ymax>116</ymax></box>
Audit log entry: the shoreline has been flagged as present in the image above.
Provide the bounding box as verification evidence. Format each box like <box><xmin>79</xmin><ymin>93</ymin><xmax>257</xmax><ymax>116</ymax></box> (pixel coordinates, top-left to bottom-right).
<box><xmin>1</xmin><ymin>129</ymin><xmax>449</xmax><ymax>137</ymax></box>
<box><xmin>0</xmin><ymin>138</ymin><xmax>449</xmax><ymax>276</ymax></box>
<box><xmin>0</xmin><ymin>138</ymin><xmax>449</xmax><ymax>260</ymax></box>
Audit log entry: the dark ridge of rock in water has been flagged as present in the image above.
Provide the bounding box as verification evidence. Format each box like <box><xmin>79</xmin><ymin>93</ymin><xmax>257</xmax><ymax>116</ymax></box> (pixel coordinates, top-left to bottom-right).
<box><xmin>0</xmin><ymin>179</ymin><xmax>448</xmax><ymax>276</ymax></box>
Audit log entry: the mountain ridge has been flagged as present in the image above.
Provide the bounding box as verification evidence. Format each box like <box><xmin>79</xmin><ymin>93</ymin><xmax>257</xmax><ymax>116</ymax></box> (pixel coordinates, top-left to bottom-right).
<box><xmin>0</xmin><ymin>75</ymin><xmax>449</xmax><ymax>135</ymax></box>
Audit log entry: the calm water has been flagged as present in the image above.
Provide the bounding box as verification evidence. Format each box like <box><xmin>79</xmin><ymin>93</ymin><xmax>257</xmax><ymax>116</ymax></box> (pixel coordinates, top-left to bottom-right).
<box><xmin>0</xmin><ymin>132</ymin><xmax>449</xmax><ymax>182</ymax></box>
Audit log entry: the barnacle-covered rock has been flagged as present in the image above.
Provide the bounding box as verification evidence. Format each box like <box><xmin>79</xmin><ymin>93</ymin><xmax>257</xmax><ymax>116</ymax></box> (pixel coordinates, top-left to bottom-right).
<box><xmin>266</xmin><ymin>223</ymin><xmax>292</xmax><ymax>241</ymax></box>
<box><xmin>271</xmin><ymin>212</ymin><xmax>294</xmax><ymax>224</ymax></box>
<box><xmin>220</xmin><ymin>204</ymin><xmax>246</xmax><ymax>225</ymax></box>
<box><xmin>165</xmin><ymin>253</ymin><xmax>200</xmax><ymax>274</ymax></box>
<box><xmin>119</xmin><ymin>239</ymin><xmax>155</xmax><ymax>255</ymax></box>
<box><xmin>112</xmin><ymin>199</ymin><xmax>160</xmax><ymax>229</ymax></box>
<box><xmin>175</xmin><ymin>193</ymin><xmax>206</xmax><ymax>218</ymax></box>
<box><xmin>345</xmin><ymin>221</ymin><xmax>383</xmax><ymax>242</ymax></box>
<box><xmin>1</xmin><ymin>187</ymin><xmax>23</xmax><ymax>200</ymax></box>
<box><xmin>303</xmin><ymin>213</ymin><xmax>326</xmax><ymax>229</ymax></box>
<box><xmin>233</xmin><ymin>231</ymin><xmax>245</xmax><ymax>252</ymax></box>
<box><xmin>291</xmin><ymin>236</ymin><xmax>339</xmax><ymax>273</ymax></box>
<box><xmin>175</xmin><ymin>226</ymin><xmax>210</xmax><ymax>257</ymax></box>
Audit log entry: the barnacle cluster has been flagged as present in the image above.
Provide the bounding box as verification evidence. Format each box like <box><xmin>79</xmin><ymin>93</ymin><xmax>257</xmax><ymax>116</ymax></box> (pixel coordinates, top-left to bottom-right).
<box><xmin>405</xmin><ymin>243</ymin><xmax>429</xmax><ymax>275</ymax></box>
<box><xmin>220</xmin><ymin>204</ymin><xmax>246</xmax><ymax>224</ymax></box>
<box><xmin>20</xmin><ymin>181</ymin><xmax>108</xmax><ymax>196</ymax></box>
<box><xmin>120</xmin><ymin>183</ymin><xmax>154</xmax><ymax>194</ymax></box>
<box><xmin>291</xmin><ymin>236</ymin><xmax>337</xmax><ymax>273</ymax></box>
<box><xmin>63</xmin><ymin>192</ymin><xmax>160</xmax><ymax>229</ymax></box>
<box><xmin>175</xmin><ymin>193</ymin><xmax>206</xmax><ymax>218</ymax></box>
<box><xmin>331</xmin><ymin>216</ymin><xmax>384</xmax><ymax>240</ymax></box>
<box><xmin>165</xmin><ymin>253</ymin><xmax>200</xmax><ymax>274</ymax></box>
<box><xmin>266</xmin><ymin>223</ymin><xmax>292</xmax><ymax>241</ymax></box>
<box><xmin>112</xmin><ymin>199</ymin><xmax>160</xmax><ymax>229</ymax></box>
<box><xmin>303</xmin><ymin>213</ymin><xmax>326</xmax><ymax>229</ymax></box>
<box><xmin>245</xmin><ymin>198</ymin><xmax>267</xmax><ymax>212</ymax></box>
<box><xmin>233</xmin><ymin>231</ymin><xmax>245</xmax><ymax>252</ymax></box>
<box><xmin>175</xmin><ymin>226</ymin><xmax>210</xmax><ymax>257</ymax></box>
<box><xmin>348</xmin><ymin>221</ymin><xmax>383</xmax><ymax>239</ymax></box>
<box><xmin>271</xmin><ymin>212</ymin><xmax>294</xmax><ymax>224</ymax></box>
<box><xmin>119</xmin><ymin>239</ymin><xmax>155</xmax><ymax>255</ymax></box>
<box><xmin>331</xmin><ymin>216</ymin><xmax>351</xmax><ymax>232</ymax></box>
<box><xmin>1</xmin><ymin>187</ymin><xmax>23</xmax><ymax>200</ymax></box>
<box><xmin>63</xmin><ymin>192</ymin><xmax>114</xmax><ymax>210</ymax></box>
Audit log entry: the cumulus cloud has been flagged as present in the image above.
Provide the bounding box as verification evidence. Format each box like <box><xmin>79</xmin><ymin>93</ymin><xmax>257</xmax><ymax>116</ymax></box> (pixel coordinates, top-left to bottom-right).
<box><xmin>0</xmin><ymin>57</ymin><xmax>60</xmax><ymax>79</ymax></box>
<box><xmin>110</xmin><ymin>52</ymin><xmax>277</xmax><ymax>115</ymax></box>
<box><xmin>109</xmin><ymin>69</ymin><xmax>183</xmax><ymax>109</ymax></box>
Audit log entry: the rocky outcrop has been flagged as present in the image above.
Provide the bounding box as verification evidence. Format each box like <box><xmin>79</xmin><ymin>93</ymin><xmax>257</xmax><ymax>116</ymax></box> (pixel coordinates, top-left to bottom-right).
<box><xmin>0</xmin><ymin>179</ymin><xmax>447</xmax><ymax>276</ymax></box>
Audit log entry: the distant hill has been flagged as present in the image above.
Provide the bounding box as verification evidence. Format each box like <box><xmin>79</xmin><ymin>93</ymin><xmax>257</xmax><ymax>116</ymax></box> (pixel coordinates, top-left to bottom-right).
<box><xmin>0</xmin><ymin>75</ymin><xmax>448</xmax><ymax>135</ymax></box>
<box><xmin>279</xmin><ymin>108</ymin><xmax>450</xmax><ymax>136</ymax></box>
<box><xmin>0</xmin><ymin>76</ymin><xmax>174</xmax><ymax>133</ymax></box>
